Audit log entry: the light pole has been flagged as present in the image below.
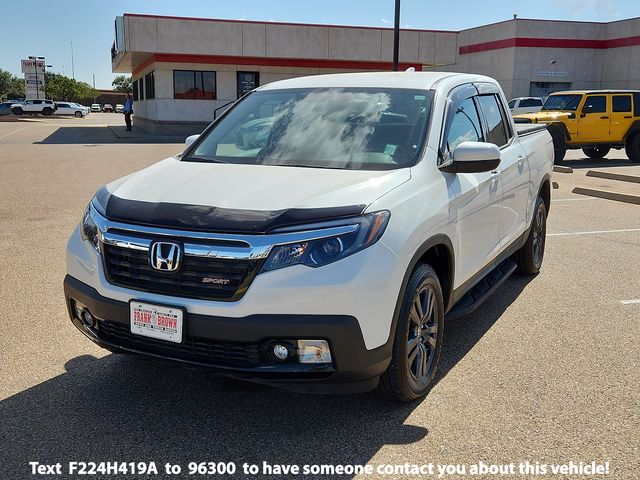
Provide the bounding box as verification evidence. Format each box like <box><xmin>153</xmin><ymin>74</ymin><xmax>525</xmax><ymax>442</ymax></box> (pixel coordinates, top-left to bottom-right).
<box><xmin>28</xmin><ymin>56</ymin><xmax>45</xmax><ymax>99</ymax></box>
<box><xmin>392</xmin><ymin>0</ymin><xmax>401</xmax><ymax>71</ymax></box>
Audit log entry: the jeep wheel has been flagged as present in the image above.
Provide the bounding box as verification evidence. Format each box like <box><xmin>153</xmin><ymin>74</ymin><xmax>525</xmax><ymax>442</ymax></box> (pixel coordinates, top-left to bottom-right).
<box><xmin>550</xmin><ymin>130</ymin><xmax>567</xmax><ymax>163</ymax></box>
<box><xmin>379</xmin><ymin>264</ymin><xmax>444</xmax><ymax>403</ymax></box>
<box><xmin>74</xmin><ymin>111</ymin><xmax>83</xmax><ymax>118</ymax></box>
<box><xmin>626</xmin><ymin>134</ymin><xmax>640</xmax><ymax>163</ymax></box>
<box><xmin>583</xmin><ymin>146</ymin><xmax>610</xmax><ymax>159</ymax></box>
<box><xmin>513</xmin><ymin>196</ymin><xmax>547</xmax><ymax>275</ymax></box>
<box><xmin>42</xmin><ymin>108</ymin><xmax>53</xmax><ymax>116</ymax></box>
<box><xmin>12</xmin><ymin>107</ymin><xmax>23</xmax><ymax>116</ymax></box>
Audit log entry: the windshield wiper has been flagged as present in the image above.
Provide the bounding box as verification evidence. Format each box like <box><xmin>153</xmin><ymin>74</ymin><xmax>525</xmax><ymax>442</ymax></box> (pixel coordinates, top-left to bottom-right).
<box><xmin>183</xmin><ymin>156</ymin><xmax>230</xmax><ymax>164</ymax></box>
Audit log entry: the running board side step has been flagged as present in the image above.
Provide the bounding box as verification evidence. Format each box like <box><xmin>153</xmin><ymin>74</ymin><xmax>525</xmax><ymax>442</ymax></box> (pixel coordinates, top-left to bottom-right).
<box><xmin>446</xmin><ymin>259</ymin><xmax>518</xmax><ymax>320</ymax></box>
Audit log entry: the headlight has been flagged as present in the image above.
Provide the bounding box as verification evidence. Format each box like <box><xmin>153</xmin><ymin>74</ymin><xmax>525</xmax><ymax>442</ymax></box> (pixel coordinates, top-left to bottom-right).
<box><xmin>261</xmin><ymin>211</ymin><xmax>390</xmax><ymax>272</ymax></box>
<box><xmin>80</xmin><ymin>205</ymin><xmax>100</xmax><ymax>252</ymax></box>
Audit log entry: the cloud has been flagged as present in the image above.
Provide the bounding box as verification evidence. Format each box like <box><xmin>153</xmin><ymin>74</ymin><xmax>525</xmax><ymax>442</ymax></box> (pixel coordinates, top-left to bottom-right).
<box><xmin>381</xmin><ymin>18</ymin><xmax>390</xmax><ymax>24</ymax></box>
<box><xmin>553</xmin><ymin>0</ymin><xmax>618</xmax><ymax>19</ymax></box>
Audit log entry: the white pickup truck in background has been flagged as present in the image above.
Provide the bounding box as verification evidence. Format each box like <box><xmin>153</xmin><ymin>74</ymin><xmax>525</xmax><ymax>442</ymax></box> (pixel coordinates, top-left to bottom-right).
<box><xmin>65</xmin><ymin>72</ymin><xmax>553</xmax><ymax>402</ymax></box>
<box><xmin>11</xmin><ymin>99</ymin><xmax>57</xmax><ymax>116</ymax></box>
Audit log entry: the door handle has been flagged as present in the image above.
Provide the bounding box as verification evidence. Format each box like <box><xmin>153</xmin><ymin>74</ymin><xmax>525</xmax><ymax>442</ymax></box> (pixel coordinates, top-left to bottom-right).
<box><xmin>600</xmin><ymin>116</ymin><xmax>609</xmax><ymax>119</ymax></box>
<box><xmin>624</xmin><ymin>116</ymin><xmax>632</xmax><ymax>119</ymax></box>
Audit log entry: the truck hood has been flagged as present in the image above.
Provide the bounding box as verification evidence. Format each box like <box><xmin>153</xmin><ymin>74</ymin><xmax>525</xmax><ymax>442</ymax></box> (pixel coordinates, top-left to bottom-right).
<box><xmin>100</xmin><ymin>156</ymin><xmax>411</xmax><ymax>233</ymax></box>
<box><xmin>513</xmin><ymin>110</ymin><xmax>574</xmax><ymax>123</ymax></box>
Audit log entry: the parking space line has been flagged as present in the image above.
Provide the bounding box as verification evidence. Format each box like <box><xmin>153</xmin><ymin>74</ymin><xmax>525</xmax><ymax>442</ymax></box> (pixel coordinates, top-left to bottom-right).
<box><xmin>620</xmin><ymin>299</ymin><xmax>640</xmax><ymax>305</ymax></box>
<box><xmin>0</xmin><ymin>125</ymin><xmax>31</xmax><ymax>139</ymax></box>
<box><xmin>552</xmin><ymin>197</ymin><xmax>600</xmax><ymax>202</ymax></box>
<box><xmin>548</xmin><ymin>228</ymin><xmax>640</xmax><ymax>237</ymax></box>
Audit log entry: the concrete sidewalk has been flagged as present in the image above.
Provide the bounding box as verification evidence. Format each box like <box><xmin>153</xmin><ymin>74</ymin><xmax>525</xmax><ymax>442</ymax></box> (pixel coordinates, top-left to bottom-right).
<box><xmin>108</xmin><ymin>124</ymin><xmax>185</xmax><ymax>144</ymax></box>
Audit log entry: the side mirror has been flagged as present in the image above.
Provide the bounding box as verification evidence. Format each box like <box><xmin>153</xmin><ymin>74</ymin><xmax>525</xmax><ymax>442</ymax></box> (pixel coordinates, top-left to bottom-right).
<box><xmin>441</xmin><ymin>141</ymin><xmax>501</xmax><ymax>173</ymax></box>
<box><xmin>185</xmin><ymin>134</ymin><xmax>199</xmax><ymax>147</ymax></box>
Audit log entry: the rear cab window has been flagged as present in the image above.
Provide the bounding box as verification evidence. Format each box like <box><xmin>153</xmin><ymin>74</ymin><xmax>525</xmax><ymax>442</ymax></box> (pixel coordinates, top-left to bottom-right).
<box><xmin>478</xmin><ymin>95</ymin><xmax>510</xmax><ymax>147</ymax></box>
<box><xmin>612</xmin><ymin>95</ymin><xmax>632</xmax><ymax>112</ymax></box>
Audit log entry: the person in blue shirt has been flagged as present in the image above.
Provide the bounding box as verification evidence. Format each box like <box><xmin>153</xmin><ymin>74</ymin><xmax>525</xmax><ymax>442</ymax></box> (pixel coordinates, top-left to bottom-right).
<box><xmin>123</xmin><ymin>93</ymin><xmax>133</xmax><ymax>131</ymax></box>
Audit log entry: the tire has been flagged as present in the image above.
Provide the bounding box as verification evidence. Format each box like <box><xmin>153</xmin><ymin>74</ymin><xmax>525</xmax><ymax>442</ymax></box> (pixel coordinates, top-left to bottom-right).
<box><xmin>626</xmin><ymin>134</ymin><xmax>640</xmax><ymax>163</ymax></box>
<box><xmin>74</xmin><ymin>111</ymin><xmax>82</xmax><ymax>118</ymax></box>
<box><xmin>12</xmin><ymin>107</ymin><xmax>23</xmax><ymax>116</ymax></box>
<box><xmin>513</xmin><ymin>196</ymin><xmax>547</xmax><ymax>275</ymax></box>
<box><xmin>583</xmin><ymin>146</ymin><xmax>610</xmax><ymax>159</ymax></box>
<box><xmin>42</xmin><ymin>108</ymin><xmax>53</xmax><ymax>116</ymax></box>
<box><xmin>549</xmin><ymin>129</ymin><xmax>567</xmax><ymax>163</ymax></box>
<box><xmin>379</xmin><ymin>264</ymin><xmax>445</xmax><ymax>403</ymax></box>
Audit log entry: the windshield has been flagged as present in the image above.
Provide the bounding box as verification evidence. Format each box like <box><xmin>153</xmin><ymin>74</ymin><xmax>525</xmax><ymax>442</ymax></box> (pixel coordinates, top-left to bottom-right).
<box><xmin>185</xmin><ymin>88</ymin><xmax>434</xmax><ymax>170</ymax></box>
<box><xmin>542</xmin><ymin>94</ymin><xmax>581</xmax><ymax>111</ymax></box>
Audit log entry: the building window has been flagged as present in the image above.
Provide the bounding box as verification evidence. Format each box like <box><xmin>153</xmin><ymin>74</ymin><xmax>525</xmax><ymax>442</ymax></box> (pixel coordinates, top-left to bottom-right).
<box><xmin>144</xmin><ymin>71</ymin><xmax>155</xmax><ymax>100</ymax></box>
<box><xmin>173</xmin><ymin>70</ymin><xmax>216</xmax><ymax>99</ymax></box>
<box><xmin>132</xmin><ymin>80</ymin><xmax>138</xmax><ymax>101</ymax></box>
<box><xmin>139</xmin><ymin>77</ymin><xmax>144</xmax><ymax>101</ymax></box>
<box><xmin>237</xmin><ymin>71</ymin><xmax>259</xmax><ymax>99</ymax></box>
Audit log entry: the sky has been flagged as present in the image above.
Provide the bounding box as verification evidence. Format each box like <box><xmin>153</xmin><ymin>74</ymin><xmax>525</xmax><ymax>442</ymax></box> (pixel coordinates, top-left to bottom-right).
<box><xmin>0</xmin><ymin>0</ymin><xmax>636</xmax><ymax>89</ymax></box>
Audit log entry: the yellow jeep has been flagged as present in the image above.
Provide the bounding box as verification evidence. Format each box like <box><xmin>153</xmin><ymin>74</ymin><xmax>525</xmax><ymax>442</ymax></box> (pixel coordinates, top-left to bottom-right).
<box><xmin>513</xmin><ymin>90</ymin><xmax>640</xmax><ymax>163</ymax></box>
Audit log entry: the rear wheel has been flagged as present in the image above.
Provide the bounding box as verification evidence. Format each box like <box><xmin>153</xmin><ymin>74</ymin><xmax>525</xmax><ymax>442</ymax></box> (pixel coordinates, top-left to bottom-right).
<box><xmin>379</xmin><ymin>264</ymin><xmax>444</xmax><ymax>403</ymax></box>
<box><xmin>583</xmin><ymin>146</ymin><xmax>610</xmax><ymax>159</ymax></box>
<box><xmin>74</xmin><ymin>111</ymin><xmax>82</xmax><ymax>118</ymax></box>
<box><xmin>513</xmin><ymin>196</ymin><xmax>547</xmax><ymax>275</ymax></box>
<box><xmin>626</xmin><ymin>134</ymin><xmax>640</xmax><ymax>163</ymax></box>
<box><xmin>42</xmin><ymin>107</ymin><xmax>53</xmax><ymax>116</ymax></box>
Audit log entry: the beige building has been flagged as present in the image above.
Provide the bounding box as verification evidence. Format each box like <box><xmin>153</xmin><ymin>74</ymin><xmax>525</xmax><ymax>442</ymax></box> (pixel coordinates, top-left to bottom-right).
<box><xmin>111</xmin><ymin>13</ymin><xmax>640</xmax><ymax>134</ymax></box>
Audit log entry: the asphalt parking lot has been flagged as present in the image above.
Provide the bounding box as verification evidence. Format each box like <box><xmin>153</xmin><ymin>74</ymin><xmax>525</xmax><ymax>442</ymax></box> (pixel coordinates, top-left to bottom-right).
<box><xmin>1</xmin><ymin>116</ymin><xmax>639</xmax><ymax>479</ymax></box>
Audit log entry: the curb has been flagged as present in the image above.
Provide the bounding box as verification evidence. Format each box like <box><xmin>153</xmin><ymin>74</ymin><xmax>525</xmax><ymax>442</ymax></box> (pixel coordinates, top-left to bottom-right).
<box><xmin>572</xmin><ymin>187</ymin><xmax>640</xmax><ymax>205</ymax></box>
<box><xmin>586</xmin><ymin>170</ymin><xmax>640</xmax><ymax>184</ymax></box>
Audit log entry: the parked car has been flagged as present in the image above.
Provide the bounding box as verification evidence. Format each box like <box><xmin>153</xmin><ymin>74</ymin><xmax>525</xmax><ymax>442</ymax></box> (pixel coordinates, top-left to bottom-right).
<box><xmin>115</xmin><ymin>104</ymin><xmax>124</xmax><ymax>113</ymax></box>
<box><xmin>64</xmin><ymin>72</ymin><xmax>553</xmax><ymax>402</ymax></box>
<box><xmin>54</xmin><ymin>102</ymin><xmax>89</xmax><ymax>117</ymax></box>
<box><xmin>513</xmin><ymin>90</ymin><xmax>640</xmax><ymax>162</ymax></box>
<box><xmin>103</xmin><ymin>104</ymin><xmax>114</xmax><ymax>113</ymax></box>
<box><xmin>508</xmin><ymin>97</ymin><xmax>543</xmax><ymax>115</ymax></box>
<box><xmin>11</xmin><ymin>99</ymin><xmax>57</xmax><ymax>116</ymax></box>
<box><xmin>90</xmin><ymin>104</ymin><xmax>101</xmax><ymax>113</ymax></box>
<box><xmin>0</xmin><ymin>102</ymin><xmax>15</xmax><ymax>115</ymax></box>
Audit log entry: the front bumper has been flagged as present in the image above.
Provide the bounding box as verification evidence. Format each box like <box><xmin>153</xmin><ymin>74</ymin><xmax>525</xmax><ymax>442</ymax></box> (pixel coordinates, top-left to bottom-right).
<box><xmin>64</xmin><ymin>275</ymin><xmax>391</xmax><ymax>394</ymax></box>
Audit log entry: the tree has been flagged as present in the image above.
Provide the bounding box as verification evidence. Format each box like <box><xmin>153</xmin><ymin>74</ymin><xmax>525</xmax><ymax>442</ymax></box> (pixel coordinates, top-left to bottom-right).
<box><xmin>112</xmin><ymin>75</ymin><xmax>132</xmax><ymax>92</ymax></box>
<box><xmin>44</xmin><ymin>72</ymin><xmax>99</xmax><ymax>102</ymax></box>
<box><xmin>0</xmin><ymin>69</ymin><xmax>25</xmax><ymax>100</ymax></box>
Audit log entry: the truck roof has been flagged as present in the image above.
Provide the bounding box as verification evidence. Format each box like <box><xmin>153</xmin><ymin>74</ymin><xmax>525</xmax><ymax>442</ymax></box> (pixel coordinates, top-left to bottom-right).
<box><xmin>257</xmin><ymin>71</ymin><xmax>497</xmax><ymax>91</ymax></box>
<box><xmin>550</xmin><ymin>90</ymin><xmax>640</xmax><ymax>95</ymax></box>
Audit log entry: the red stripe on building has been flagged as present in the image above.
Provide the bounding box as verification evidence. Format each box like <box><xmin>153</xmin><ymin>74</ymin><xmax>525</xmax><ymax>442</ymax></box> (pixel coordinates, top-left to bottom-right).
<box><xmin>459</xmin><ymin>35</ymin><xmax>640</xmax><ymax>54</ymax></box>
<box><xmin>133</xmin><ymin>53</ymin><xmax>423</xmax><ymax>76</ymax></box>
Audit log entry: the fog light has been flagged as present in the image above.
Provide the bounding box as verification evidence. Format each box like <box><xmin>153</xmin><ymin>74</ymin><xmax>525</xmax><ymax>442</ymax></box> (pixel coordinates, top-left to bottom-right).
<box><xmin>272</xmin><ymin>344</ymin><xmax>290</xmax><ymax>361</ymax></box>
<box><xmin>80</xmin><ymin>309</ymin><xmax>95</xmax><ymax>327</ymax></box>
<box><xmin>297</xmin><ymin>340</ymin><xmax>332</xmax><ymax>364</ymax></box>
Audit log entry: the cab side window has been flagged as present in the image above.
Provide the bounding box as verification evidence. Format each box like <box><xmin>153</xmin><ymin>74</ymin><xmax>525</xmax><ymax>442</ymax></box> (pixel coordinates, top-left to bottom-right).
<box><xmin>445</xmin><ymin>97</ymin><xmax>483</xmax><ymax>156</ymax></box>
<box><xmin>478</xmin><ymin>95</ymin><xmax>509</xmax><ymax>147</ymax></box>
<box><xmin>583</xmin><ymin>95</ymin><xmax>606</xmax><ymax>114</ymax></box>
<box><xmin>612</xmin><ymin>95</ymin><xmax>632</xmax><ymax>113</ymax></box>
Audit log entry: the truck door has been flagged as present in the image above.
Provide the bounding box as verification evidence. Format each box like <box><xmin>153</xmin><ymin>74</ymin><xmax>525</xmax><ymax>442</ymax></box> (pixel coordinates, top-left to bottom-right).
<box><xmin>577</xmin><ymin>95</ymin><xmax>609</xmax><ymax>142</ymax></box>
<box><xmin>610</xmin><ymin>94</ymin><xmax>634</xmax><ymax>142</ymax></box>
<box><xmin>476</xmin><ymin>93</ymin><xmax>530</xmax><ymax>247</ymax></box>
<box><xmin>440</xmin><ymin>88</ymin><xmax>502</xmax><ymax>287</ymax></box>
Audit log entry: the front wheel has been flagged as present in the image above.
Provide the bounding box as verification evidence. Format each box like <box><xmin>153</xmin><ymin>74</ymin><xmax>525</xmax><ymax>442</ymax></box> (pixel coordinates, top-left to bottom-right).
<box><xmin>583</xmin><ymin>146</ymin><xmax>610</xmax><ymax>159</ymax></box>
<box><xmin>379</xmin><ymin>264</ymin><xmax>444</xmax><ymax>403</ymax></box>
<box><xmin>513</xmin><ymin>196</ymin><xmax>547</xmax><ymax>275</ymax></box>
<box><xmin>12</xmin><ymin>107</ymin><xmax>23</xmax><ymax>115</ymax></box>
<box><xmin>550</xmin><ymin>131</ymin><xmax>567</xmax><ymax>163</ymax></box>
<box><xmin>626</xmin><ymin>134</ymin><xmax>640</xmax><ymax>163</ymax></box>
<box><xmin>74</xmin><ymin>111</ymin><xmax>82</xmax><ymax>118</ymax></box>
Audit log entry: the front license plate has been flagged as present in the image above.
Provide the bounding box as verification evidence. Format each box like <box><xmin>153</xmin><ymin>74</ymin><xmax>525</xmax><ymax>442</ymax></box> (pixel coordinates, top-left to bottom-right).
<box><xmin>130</xmin><ymin>301</ymin><xmax>183</xmax><ymax>344</ymax></box>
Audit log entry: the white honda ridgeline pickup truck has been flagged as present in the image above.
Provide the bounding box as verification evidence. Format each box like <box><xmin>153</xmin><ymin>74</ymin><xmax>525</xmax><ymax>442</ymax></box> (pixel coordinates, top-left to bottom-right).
<box><xmin>65</xmin><ymin>72</ymin><xmax>553</xmax><ymax>402</ymax></box>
